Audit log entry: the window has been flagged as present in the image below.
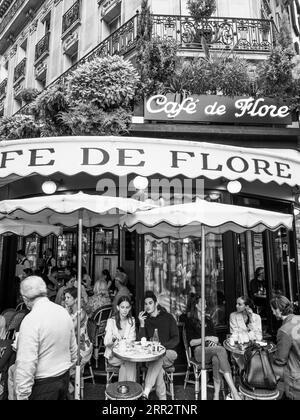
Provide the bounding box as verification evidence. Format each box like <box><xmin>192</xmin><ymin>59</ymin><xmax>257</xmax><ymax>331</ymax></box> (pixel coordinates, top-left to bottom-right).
<box><xmin>144</xmin><ymin>234</ymin><xmax>226</xmax><ymax>326</ymax></box>
<box><xmin>108</xmin><ymin>15</ymin><xmax>121</xmax><ymax>34</ymax></box>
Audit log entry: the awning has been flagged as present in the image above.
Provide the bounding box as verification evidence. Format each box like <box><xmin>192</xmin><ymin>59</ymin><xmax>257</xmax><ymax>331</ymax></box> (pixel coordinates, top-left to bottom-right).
<box><xmin>0</xmin><ymin>136</ymin><xmax>299</xmax><ymax>187</ymax></box>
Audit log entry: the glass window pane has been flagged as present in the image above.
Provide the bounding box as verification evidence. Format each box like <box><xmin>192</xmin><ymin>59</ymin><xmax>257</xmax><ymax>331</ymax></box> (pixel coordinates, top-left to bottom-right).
<box><xmin>144</xmin><ymin>234</ymin><xmax>226</xmax><ymax>326</ymax></box>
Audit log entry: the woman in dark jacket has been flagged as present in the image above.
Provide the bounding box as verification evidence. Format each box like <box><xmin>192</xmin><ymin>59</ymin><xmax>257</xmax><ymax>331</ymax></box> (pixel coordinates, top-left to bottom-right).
<box><xmin>185</xmin><ymin>295</ymin><xmax>241</xmax><ymax>400</ymax></box>
<box><xmin>271</xmin><ymin>295</ymin><xmax>300</xmax><ymax>400</ymax></box>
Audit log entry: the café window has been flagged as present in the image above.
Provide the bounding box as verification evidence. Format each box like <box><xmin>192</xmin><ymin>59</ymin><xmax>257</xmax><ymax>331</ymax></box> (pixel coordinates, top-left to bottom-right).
<box><xmin>144</xmin><ymin>234</ymin><xmax>226</xmax><ymax>326</ymax></box>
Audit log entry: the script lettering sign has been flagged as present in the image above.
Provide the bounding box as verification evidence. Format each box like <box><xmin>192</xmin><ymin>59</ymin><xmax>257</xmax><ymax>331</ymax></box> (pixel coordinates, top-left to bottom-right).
<box><xmin>145</xmin><ymin>95</ymin><xmax>292</xmax><ymax>125</ymax></box>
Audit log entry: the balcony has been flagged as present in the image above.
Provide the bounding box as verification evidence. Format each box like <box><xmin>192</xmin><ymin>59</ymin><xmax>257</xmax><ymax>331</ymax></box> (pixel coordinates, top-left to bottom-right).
<box><xmin>14</xmin><ymin>79</ymin><xmax>24</xmax><ymax>100</ymax></box>
<box><xmin>35</xmin><ymin>60</ymin><xmax>47</xmax><ymax>81</ymax></box>
<box><xmin>152</xmin><ymin>15</ymin><xmax>275</xmax><ymax>53</ymax></box>
<box><xmin>99</xmin><ymin>0</ymin><xmax>121</xmax><ymax>22</ymax></box>
<box><xmin>63</xmin><ymin>31</ymin><xmax>79</xmax><ymax>56</ymax></box>
<box><xmin>35</xmin><ymin>32</ymin><xmax>50</xmax><ymax>64</ymax></box>
<box><xmin>13</xmin><ymin>57</ymin><xmax>26</xmax><ymax>84</ymax></box>
<box><xmin>0</xmin><ymin>78</ymin><xmax>7</xmax><ymax>99</ymax></box>
<box><xmin>62</xmin><ymin>0</ymin><xmax>81</xmax><ymax>38</ymax></box>
<box><xmin>0</xmin><ymin>0</ymin><xmax>42</xmax><ymax>54</ymax></box>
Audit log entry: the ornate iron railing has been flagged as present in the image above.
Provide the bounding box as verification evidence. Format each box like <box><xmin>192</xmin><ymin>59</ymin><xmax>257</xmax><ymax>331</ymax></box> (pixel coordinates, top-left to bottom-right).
<box><xmin>0</xmin><ymin>0</ymin><xmax>24</xmax><ymax>34</ymax></box>
<box><xmin>152</xmin><ymin>15</ymin><xmax>275</xmax><ymax>52</ymax></box>
<box><xmin>62</xmin><ymin>0</ymin><xmax>81</xmax><ymax>35</ymax></box>
<box><xmin>35</xmin><ymin>32</ymin><xmax>50</xmax><ymax>62</ymax></box>
<box><xmin>0</xmin><ymin>78</ymin><xmax>7</xmax><ymax>99</ymax></box>
<box><xmin>13</xmin><ymin>57</ymin><xmax>26</xmax><ymax>83</ymax></box>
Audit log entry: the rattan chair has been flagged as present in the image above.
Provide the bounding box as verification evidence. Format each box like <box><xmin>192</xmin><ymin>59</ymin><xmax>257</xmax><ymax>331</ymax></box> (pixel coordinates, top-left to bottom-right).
<box><xmin>182</xmin><ymin>324</ymin><xmax>225</xmax><ymax>400</ymax></box>
<box><xmin>105</xmin><ymin>358</ymin><xmax>120</xmax><ymax>388</ymax></box>
<box><xmin>1</xmin><ymin>309</ymin><xmax>16</xmax><ymax>330</ymax></box>
<box><xmin>93</xmin><ymin>305</ymin><xmax>112</xmax><ymax>368</ymax></box>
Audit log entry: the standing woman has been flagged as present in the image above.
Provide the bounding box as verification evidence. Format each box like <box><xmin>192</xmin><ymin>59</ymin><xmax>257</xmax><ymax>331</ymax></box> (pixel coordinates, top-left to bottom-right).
<box><xmin>185</xmin><ymin>295</ymin><xmax>241</xmax><ymax>400</ymax></box>
<box><xmin>270</xmin><ymin>295</ymin><xmax>300</xmax><ymax>400</ymax></box>
<box><xmin>104</xmin><ymin>296</ymin><xmax>136</xmax><ymax>382</ymax></box>
<box><xmin>64</xmin><ymin>287</ymin><xmax>93</xmax><ymax>367</ymax></box>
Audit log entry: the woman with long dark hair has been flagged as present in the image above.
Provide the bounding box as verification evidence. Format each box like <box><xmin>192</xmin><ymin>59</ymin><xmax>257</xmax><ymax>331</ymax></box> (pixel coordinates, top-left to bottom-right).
<box><xmin>104</xmin><ymin>295</ymin><xmax>136</xmax><ymax>381</ymax></box>
<box><xmin>186</xmin><ymin>295</ymin><xmax>241</xmax><ymax>400</ymax></box>
<box><xmin>230</xmin><ymin>296</ymin><xmax>262</xmax><ymax>343</ymax></box>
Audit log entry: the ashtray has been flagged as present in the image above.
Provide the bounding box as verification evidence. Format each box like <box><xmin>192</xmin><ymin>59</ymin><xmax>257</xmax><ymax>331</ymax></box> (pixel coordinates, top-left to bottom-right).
<box><xmin>117</xmin><ymin>384</ymin><xmax>129</xmax><ymax>394</ymax></box>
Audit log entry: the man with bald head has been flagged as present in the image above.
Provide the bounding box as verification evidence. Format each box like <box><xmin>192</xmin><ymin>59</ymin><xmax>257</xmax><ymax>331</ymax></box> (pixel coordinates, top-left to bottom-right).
<box><xmin>14</xmin><ymin>276</ymin><xmax>77</xmax><ymax>400</ymax></box>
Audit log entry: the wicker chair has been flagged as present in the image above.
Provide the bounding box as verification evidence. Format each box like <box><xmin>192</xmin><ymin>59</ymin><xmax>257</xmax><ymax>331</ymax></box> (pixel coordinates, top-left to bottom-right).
<box><xmin>182</xmin><ymin>324</ymin><xmax>225</xmax><ymax>400</ymax></box>
<box><xmin>93</xmin><ymin>305</ymin><xmax>112</xmax><ymax>368</ymax></box>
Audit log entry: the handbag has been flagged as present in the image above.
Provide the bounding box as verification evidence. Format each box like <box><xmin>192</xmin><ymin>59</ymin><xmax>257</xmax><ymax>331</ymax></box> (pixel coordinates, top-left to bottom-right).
<box><xmin>241</xmin><ymin>343</ymin><xmax>278</xmax><ymax>391</ymax></box>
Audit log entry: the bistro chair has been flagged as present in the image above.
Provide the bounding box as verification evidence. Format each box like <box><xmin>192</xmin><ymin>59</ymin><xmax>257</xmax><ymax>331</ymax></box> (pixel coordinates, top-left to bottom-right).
<box><xmin>81</xmin><ymin>360</ymin><xmax>95</xmax><ymax>399</ymax></box>
<box><xmin>1</xmin><ymin>309</ymin><xmax>16</xmax><ymax>330</ymax></box>
<box><xmin>15</xmin><ymin>302</ymin><xmax>26</xmax><ymax>311</ymax></box>
<box><xmin>6</xmin><ymin>309</ymin><xmax>28</xmax><ymax>339</ymax></box>
<box><xmin>105</xmin><ymin>358</ymin><xmax>120</xmax><ymax>388</ymax></box>
<box><xmin>182</xmin><ymin>324</ymin><xmax>224</xmax><ymax>400</ymax></box>
<box><xmin>93</xmin><ymin>305</ymin><xmax>112</xmax><ymax>368</ymax></box>
<box><xmin>164</xmin><ymin>365</ymin><xmax>175</xmax><ymax>400</ymax></box>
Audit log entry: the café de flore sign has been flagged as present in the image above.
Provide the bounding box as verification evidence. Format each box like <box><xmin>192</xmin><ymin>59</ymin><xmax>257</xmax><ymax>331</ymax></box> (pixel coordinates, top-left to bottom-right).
<box><xmin>145</xmin><ymin>94</ymin><xmax>292</xmax><ymax>125</ymax></box>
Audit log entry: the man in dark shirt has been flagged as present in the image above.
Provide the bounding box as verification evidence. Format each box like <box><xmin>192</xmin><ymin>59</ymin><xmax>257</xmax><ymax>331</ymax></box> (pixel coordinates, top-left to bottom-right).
<box><xmin>138</xmin><ymin>291</ymin><xmax>179</xmax><ymax>400</ymax></box>
<box><xmin>249</xmin><ymin>267</ymin><xmax>267</xmax><ymax>315</ymax></box>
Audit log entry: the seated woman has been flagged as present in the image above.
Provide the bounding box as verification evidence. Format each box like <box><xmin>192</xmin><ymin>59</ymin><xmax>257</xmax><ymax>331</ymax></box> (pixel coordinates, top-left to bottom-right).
<box><xmin>86</xmin><ymin>280</ymin><xmax>111</xmax><ymax>316</ymax></box>
<box><xmin>104</xmin><ymin>295</ymin><xmax>136</xmax><ymax>382</ymax></box>
<box><xmin>185</xmin><ymin>295</ymin><xmax>241</xmax><ymax>400</ymax></box>
<box><xmin>270</xmin><ymin>295</ymin><xmax>300</xmax><ymax>400</ymax></box>
<box><xmin>64</xmin><ymin>287</ymin><xmax>93</xmax><ymax>369</ymax></box>
<box><xmin>230</xmin><ymin>296</ymin><xmax>262</xmax><ymax>343</ymax></box>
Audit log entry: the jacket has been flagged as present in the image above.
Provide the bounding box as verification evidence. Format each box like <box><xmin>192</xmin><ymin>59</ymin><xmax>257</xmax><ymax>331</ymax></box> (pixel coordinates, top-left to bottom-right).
<box><xmin>104</xmin><ymin>317</ymin><xmax>136</xmax><ymax>360</ymax></box>
<box><xmin>273</xmin><ymin>314</ymin><xmax>300</xmax><ymax>394</ymax></box>
<box><xmin>230</xmin><ymin>311</ymin><xmax>262</xmax><ymax>342</ymax></box>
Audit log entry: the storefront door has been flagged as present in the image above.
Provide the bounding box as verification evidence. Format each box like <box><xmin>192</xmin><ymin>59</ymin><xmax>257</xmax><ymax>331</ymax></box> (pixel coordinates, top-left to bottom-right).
<box><xmin>237</xmin><ymin>228</ymin><xmax>298</xmax><ymax>335</ymax></box>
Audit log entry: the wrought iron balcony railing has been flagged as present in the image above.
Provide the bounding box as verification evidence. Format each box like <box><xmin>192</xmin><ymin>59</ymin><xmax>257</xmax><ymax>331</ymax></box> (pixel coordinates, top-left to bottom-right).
<box><xmin>152</xmin><ymin>15</ymin><xmax>275</xmax><ymax>52</ymax></box>
<box><xmin>0</xmin><ymin>78</ymin><xmax>7</xmax><ymax>99</ymax></box>
<box><xmin>35</xmin><ymin>32</ymin><xmax>50</xmax><ymax>62</ymax></box>
<box><xmin>62</xmin><ymin>0</ymin><xmax>81</xmax><ymax>35</ymax></box>
<box><xmin>13</xmin><ymin>57</ymin><xmax>26</xmax><ymax>83</ymax></box>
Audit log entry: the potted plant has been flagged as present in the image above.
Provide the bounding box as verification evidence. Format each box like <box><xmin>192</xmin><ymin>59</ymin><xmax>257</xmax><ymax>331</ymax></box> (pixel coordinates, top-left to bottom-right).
<box><xmin>186</xmin><ymin>0</ymin><xmax>216</xmax><ymax>54</ymax></box>
<box><xmin>20</xmin><ymin>87</ymin><xmax>40</xmax><ymax>104</ymax></box>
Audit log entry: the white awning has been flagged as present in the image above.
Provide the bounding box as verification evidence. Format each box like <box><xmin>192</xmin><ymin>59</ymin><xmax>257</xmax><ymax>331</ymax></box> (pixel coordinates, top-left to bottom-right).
<box><xmin>0</xmin><ymin>136</ymin><xmax>299</xmax><ymax>187</ymax></box>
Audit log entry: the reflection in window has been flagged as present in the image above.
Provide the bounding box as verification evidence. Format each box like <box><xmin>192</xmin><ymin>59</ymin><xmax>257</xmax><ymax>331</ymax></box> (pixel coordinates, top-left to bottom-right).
<box><xmin>144</xmin><ymin>234</ymin><xmax>225</xmax><ymax>326</ymax></box>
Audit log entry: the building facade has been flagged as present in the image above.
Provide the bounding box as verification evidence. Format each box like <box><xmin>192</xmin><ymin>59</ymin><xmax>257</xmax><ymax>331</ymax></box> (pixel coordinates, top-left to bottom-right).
<box><xmin>0</xmin><ymin>0</ymin><xmax>299</xmax><ymax>347</ymax></box>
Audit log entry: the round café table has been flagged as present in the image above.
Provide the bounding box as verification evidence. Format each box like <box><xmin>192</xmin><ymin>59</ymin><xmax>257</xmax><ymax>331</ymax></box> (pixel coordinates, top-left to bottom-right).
<box><xmin>113</xmin><ymin>341</ymin><xmax>166</xmax><ymax>363</ymax></box>
<box><xmin>223</xmin><ymin>338</ymin><xmax>276</xmax><ymax>385</ymax></box>
<box><xmin>223</xmin><ymin>338</ymin><xmax>276</xmax><ymax>355</ymax></box>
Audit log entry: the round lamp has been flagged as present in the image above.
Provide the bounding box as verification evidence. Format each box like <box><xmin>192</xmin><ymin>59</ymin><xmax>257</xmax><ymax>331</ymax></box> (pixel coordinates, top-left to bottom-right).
<box><xmin>133</xmin><ymin>176</ymin><xmax>149</xmax><ymax>191</ymax></box>
<box><xmin>42</xmin><ymin>180</ymin><xmax>57</xmax><ymax>195</ymax></box>
<box><xmin>294</xmin><ymin>208</ymin><xmax>300</xmax><ymax>216</ymax></box>
<box><xmin>227</xmin><ymin>180</ymin><xmax>242</xmax><ymax>194</ymax></box>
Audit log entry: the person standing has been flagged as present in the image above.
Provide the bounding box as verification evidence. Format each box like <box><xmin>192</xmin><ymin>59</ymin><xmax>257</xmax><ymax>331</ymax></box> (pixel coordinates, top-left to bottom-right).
<box><xmin>14</xmin><ymin>276</ymin><xmax>77</xmax><ymax>400</ymax></box>
<box><xmin>138</xmin><ymin>291</ymin><xmax>179</xmax><ymax>400</ymax></box>
<box><xmin>42</xmin><ymin>248</ymin><xmax>56</xmax><ymax>277</ymax></box>
<box><xmin>270</xmin><ymin>295</ymin><xmax>300</xmax><ymax>400</ymax></box>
